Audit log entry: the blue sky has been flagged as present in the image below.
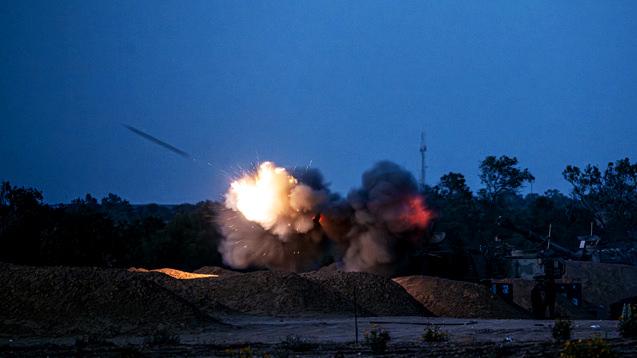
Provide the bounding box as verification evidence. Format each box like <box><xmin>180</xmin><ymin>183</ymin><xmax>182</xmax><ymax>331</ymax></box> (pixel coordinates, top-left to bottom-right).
<box><xmin>2</xmin><ymin>1</ymin><xmax>636</xmax><ymax>203</ymax></box>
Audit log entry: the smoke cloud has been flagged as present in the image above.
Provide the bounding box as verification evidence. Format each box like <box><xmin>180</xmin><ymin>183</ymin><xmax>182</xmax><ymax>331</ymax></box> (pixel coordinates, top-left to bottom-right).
<box><xmin>217</xmin><ymin>161</ymin><xmax>432</xmax><ymax>276</ymax></box>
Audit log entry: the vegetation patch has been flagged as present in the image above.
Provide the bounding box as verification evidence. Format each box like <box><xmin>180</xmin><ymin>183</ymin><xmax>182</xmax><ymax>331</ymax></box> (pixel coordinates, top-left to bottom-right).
<box><xmin>364</xmin><ymin>324</ymin><xmax>391</xmax><ymax>354</ymax></box>
<box><xmin>422</xmin><ymin>326</ymin><xmax>449</xmax><ymax>343</ymax></box>
<box><xmin>560</xmin><ymin>337</ymin><xmax>617</xmax><ymax>358</ymax></box>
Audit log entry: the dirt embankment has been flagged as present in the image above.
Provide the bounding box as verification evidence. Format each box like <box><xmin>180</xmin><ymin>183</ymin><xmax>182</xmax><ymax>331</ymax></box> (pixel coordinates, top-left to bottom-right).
<box><xmin>563</xmin><ymin>261</ymin><xmax>637</xmax><ymax>310</ymax></box>
<box><xmin>393</xmin><ymin>275</ymin><xmax>530</xmax><ymax>319</ymax></box>
<box><xmin>4</xmin><ymin>262</ymin><xmax>557</xmax><ymax>338</ymax></box>
<box><xmin>146</xmin><ymin>266</ymin><xmax>428</xmax><ymax>317</ymax></box>
<box><xmin>1</xmin><ymin>262</ymin><xmax>433</xmax><ymax>338</ymax></box>
<box><xmin>194</xmin><ymin>266</ymin><xmax>243</xmax><ymax>277</ymax></box>
<box><xmin>301</xmin><ymin>269</ymin><xmax>431</xmax><ymax>316</ymax></box>
<box><xmin>0</xmin><ymin>263</ymin><xmax>220</xmax><ymax>337</ymax></box>
<box><xmin>129</xmin><ymin>267</ymin><xmax>216</xmax><ymax>279</ymax></box>
<box><xmin>199</xmin><ymin>270</ymin><xmax>358</xmax><ymax>316</ymax></box>
<box><xmin>493</xmin><ymin>278</ymin><xmax>598</xmax><ymax>319</ymax></box>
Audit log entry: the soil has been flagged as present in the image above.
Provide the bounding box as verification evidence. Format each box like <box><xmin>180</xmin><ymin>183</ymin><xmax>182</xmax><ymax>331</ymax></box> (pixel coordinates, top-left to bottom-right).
<box><xmin>2</xmin><ymin>317</ymin><xmax>634</xmax><ymax>357</ymax></box>
<box><xmin>196</xmin><ymin>270</ymin><xmax>358</xmax><ymax>316</ymax></box>
<box><xmin>393</xmin><ymin>275</ymin><xmax>531</xmax><ymax>319</ymax></box>
<box><xmin>563</xmin><ymin>261</ymin><xmax>637</xmax><ymax>314</ymax></box>
<box><xmin>0</xmin><ymin>263</ymin><xmax>219</xmax><ymax>337</ymax></box>
<box><xmin>301</xmin><ymin>268</ymin><xmax>431</xmax><ymax>316</ymax></box>
<box><xmin>193</xmin><ymin>266</ymin><xmax>243</xmax><ymax>277</ymax></box>
<box><xmin>144</xmin><ymin>266</ymin><xmax>429</xmax><ymax>317</ymax></box>
<box><xmin>494</xmin><ymin>278</ymin><xmax>598</xmax><ymax>319</ymax></box>
<box><xmin>128</xmin><ymin>267</ymin><xmax>216</xmax><ymax>279</ymax></box>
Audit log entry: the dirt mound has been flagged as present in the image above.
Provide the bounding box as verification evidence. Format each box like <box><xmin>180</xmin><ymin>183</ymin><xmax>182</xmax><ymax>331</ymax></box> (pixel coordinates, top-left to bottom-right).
<box><xmin>200</xmin><ymin>271</ymin><xmax>357</xmax><ymax>316</ymax></box>
<box><xmin>138</xmin><ymin>267</ymin><xmax>427</xmax><ymax>317</ymax></box>
<box><xmin>494</xmin><ymin>278</ymin><xmax>597</xmax><ymax>319</ymax></box>
<box><xmin>129</xmin><ymin>267</ymin><xmax>217</xmax><ymax>279</ymax></box>
<box><xmin>130</xmin><ymin>270</ymin><xmax>238</xmax><ymax>317</ymax></box>
<box><xmin>393</xmin><ymin>275</ymin><xmax>530</xmax><ymax>319</ymax></box>
<box><xmin>301</xmin><ymin>270</ymin><xmax>430</xmax><ymax>316</ymax></box>
<box><xmin>0</xmin><ymin>263</ymin><xmax>220</xmax><ymax>337</ymax></box>
<box><xmin>563</xmin><ymin>261</ymin><xmax>637</xmax><ymax>311</ymax></box>
<box><xmin>194</xmin><ymin>266</ymin><xmax>242</xmax><ymax>277</ymax></box>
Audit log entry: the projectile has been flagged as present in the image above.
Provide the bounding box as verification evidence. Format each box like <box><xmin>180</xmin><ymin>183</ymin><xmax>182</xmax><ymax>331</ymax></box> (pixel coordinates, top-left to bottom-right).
<box><xmin>123</xmin><ymin>124</ymin><xmax>191</xmax><ymax>159</ymax></box>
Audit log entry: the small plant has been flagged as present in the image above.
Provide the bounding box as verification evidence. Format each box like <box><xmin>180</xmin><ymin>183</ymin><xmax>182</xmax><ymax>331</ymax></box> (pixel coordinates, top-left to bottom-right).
<box><xmin>619</xmin><ymin>303</ymin><xmax>637</xmax><ymax>338</ymax></box>
<box><xmin>144</xmin><ymin>327</ymin><xmax>180</xmax><ymax>345</ymax></box>
<box><xmin>277</xmin><ymin>334</ymin><xmax>312</xmax><ymax>352</ymax></box>
<box><xmin>223</xmin><ymin>346</ymin><xmax>256</xmax><ymax>358</ymax></box>
<box><xmin>237</xmin><ymin>346</ymin><xmax>254</xmax><ymax>358</ymax></box>
<box><xmin>552</xmin><ymin>317</ymin><xmax>573</xmax><ymax>342</ymax></box>
<box><xmin>364</xmin><ymin>324</ymin><xmax>391</xmax><ymax>354</ymax></box>
<box><xmin>74</xmin><ymin>335</ymin><xmax>110</xmax><ymax>348</ymax></box>
<box><xmin>560</xmin><ymin>337</ymin><xmax>617</xmax><ymax>358</ymax></box>
<box><xmin>421</xmin><ymin>326</ymin><xmax>449</xmax><ymax>343</ymax></box>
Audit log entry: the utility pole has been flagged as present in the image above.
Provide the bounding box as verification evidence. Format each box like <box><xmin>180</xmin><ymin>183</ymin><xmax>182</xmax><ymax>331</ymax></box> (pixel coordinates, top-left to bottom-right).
<box><xmin>419</xmin><ymin>131</ymin><xmax>427</xmax><ymax>191</ymax></box>
<box><xmin>353</xmin><ymin>285</ymin><xmax>359</xmax><ymax>345</ymax></box>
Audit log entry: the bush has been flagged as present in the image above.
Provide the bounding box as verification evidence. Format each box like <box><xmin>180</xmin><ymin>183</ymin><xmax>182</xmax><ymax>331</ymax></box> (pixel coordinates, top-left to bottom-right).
<box><xmin>552</xmin><ymin>318</ymin><xmax>573</xmax><ymax>341</ymax></box>
<box><xmin>619</xmin><ymin>303</ymin><xmax>637</xmax><ymax>338</ymax></box>
<box><xmin>364</xmin><ymin>324</ymin><xmax>391</xmax><ymax>354</ymax></box>
<box><xmin>278</xmin><ymin>334</ymin><xmax>312</xmax><ymax>352</ymax></box>
<box><xmin>223</xmin><ymin>346</ymin><xmax>254</xmax><ymax>357</ymax></box>
<box><xmin>144</xmin><ymin>328</ymin><xmax>180</xmax><ymax>345</ymax></box>
<box><xmin>560</xmin><ymin>337</ymin><xmax>617</xmax><ymax>358</ymax></box>
<box><xmin>422</xmin><ymin>326</ymin><xmax>449</xmax><ymax>343</ymax></box>
<box><xmin>74</xmin><ymin>335</ymin><xmax>111</xmax><ymax>348</ymax></box>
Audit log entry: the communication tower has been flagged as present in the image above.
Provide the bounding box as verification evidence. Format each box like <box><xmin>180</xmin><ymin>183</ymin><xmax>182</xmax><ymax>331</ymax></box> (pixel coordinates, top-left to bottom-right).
<box><xmin>419</xmin><ymin>131</ymin><xmax>427</xmax><ymax>190</ymax></box>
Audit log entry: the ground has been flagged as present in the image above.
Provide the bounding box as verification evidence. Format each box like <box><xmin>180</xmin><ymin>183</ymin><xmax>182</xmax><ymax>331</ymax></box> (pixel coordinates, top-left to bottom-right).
<box><xmin>3</xmin><ymin>263</ymin><xmax>637</xmax><ymax>356</ymax></box>
<box><xmin>2</xmin><ymin>316</ymin><xmax>636</xmax><ymax>357</ymax></box>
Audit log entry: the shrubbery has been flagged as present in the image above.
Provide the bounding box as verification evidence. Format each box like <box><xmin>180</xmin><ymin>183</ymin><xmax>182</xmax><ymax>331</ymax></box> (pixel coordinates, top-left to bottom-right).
<box><xmin>422</xmin><ymin>326</ymin><xmax>449</xmax><ymax>343</ymax></box>
<box><xmin>552</xmin><ymin>318</ymin><xmax>573</xmax><ymax>342</ymax></box>
<box><xmin>560</xmin><ymin>337</ymin><xmax>616</xmax><ymax>358</ymax></box>
<box><xmin>364</xmin><ymin>325</ymin><xmax>391</xmax><ymax>354</ymax></box>
<box><xmin>144</xmin><ymin>328</ymin><xmax>180</xmax><ymax>346</ymax></box>
<box><xmin>277</xmin><ymin>334</ymin><xmax>312</xmax><ymax>352</ymax></box>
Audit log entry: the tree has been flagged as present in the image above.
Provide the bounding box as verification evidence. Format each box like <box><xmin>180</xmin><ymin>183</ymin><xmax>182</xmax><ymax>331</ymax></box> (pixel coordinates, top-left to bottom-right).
<box><xmin>563</xmin><ymin>158</ymin><xmax>637</xmax><ymax>236</ymax></box>
<box><xmin>100</xmin><ymin>193</ymin><xmax>135</xmax><ymax>223</ymax></box>
<box><xmin>478</xmin><ymin>155</ymin><xmax>535</xmax><ymax>206</ymax></box>
<box><xmin>434</xmin><ymin>172</ymin><xmax>472</xmax><ymax>200</ymax></box>
<box><xmin>0</xmin><ymin>181</ymin><xmax>48</xmax><ymax>264</ymax></box>
<box><xmin>427</xmin><ymin>172</ymin><xmax>480</xmax><ymax>257</ymax></box>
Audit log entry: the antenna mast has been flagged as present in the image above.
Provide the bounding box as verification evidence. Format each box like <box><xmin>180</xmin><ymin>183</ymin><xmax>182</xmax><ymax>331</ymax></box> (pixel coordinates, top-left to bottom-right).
<box><xmin>419</xmin><ymin>131</ymin><xmax>427</xmax><ymax>191</ymax></box>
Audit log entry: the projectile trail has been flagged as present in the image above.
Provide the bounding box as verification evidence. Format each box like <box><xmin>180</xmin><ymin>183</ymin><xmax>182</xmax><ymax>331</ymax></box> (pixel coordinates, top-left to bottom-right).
<box><xmin>123</xmin><ymin>124</ymin><xmax>191</xmax><ymax>159</ymax></box>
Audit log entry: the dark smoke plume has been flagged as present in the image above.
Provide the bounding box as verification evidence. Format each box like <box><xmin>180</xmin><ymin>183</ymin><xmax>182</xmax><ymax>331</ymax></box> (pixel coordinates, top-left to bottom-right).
<box><xmin>217</xmin><ymin>161</ymin><xmax>432</xmax><ymax>276</ymax></box>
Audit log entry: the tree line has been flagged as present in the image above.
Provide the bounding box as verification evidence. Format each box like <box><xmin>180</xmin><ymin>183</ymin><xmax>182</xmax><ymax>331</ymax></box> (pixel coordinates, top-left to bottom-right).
<box><xmin>0</xmin><ymin>185</ymin><xmax>223</xmax><ymax>270</ymax></box>
<box><xmin>425</xmin><ymin>156</ymin><xmax>637</xmax><ymax>258</ymax></box>
<box><xmin>1</xmin><ymin>156</ymin><xmax>635</xmax><ymax>271</ymax></box>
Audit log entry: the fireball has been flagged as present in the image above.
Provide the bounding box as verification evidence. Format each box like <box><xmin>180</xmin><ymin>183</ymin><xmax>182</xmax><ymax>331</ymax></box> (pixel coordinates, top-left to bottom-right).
<box><xmin>225</xmin><ymin>162</ymin><xmax>297</xmax><ymax>229</ymax></box>
<box><xmin>224</xmin><ymin>161</ymin><xmax>326</xmax><ymax>237</ymax></box>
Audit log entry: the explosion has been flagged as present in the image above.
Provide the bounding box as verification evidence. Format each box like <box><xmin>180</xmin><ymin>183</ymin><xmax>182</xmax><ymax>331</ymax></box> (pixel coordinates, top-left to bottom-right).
<box><xmin>225</xmin><ymin>162</ymin><xmax>327</xmax><ymax>237</ymax></box>
<box><xmin>226</xmin><ymin>162</ymin><xmax>292</xmax><ymax>227</ymax></box>
<box><xmin>218</xmin><ymin>160</ymin><xmax>433</xmax><ymax>276</ymax></box>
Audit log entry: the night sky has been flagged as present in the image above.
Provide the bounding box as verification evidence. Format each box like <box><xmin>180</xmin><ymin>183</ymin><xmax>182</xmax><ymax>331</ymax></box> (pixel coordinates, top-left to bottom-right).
<box><xmin>2</xmin><ymin>1</ymin><xmax>636</xmax><ymax>204</ymax></box>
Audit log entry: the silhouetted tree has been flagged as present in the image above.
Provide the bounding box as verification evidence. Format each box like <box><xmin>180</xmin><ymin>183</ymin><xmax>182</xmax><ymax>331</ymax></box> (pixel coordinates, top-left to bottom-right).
<box><xmin>478</xmin><ymin>155</ymin><xmax>535</xmax><ymax>208</ymax></box>
<box><xmin>0</xmin><ymin>181</ymin><xmax>48</xmax><ymax>264</ymax></box>
<box><xmin>563</xmin><ymin>158</ymin><xmax>637</xmax><ymax>240</ymax></box>
<box><xmin>433</xmin><ymin>172</ymin><xmax>473</xmax><ymax>202</ymax></box>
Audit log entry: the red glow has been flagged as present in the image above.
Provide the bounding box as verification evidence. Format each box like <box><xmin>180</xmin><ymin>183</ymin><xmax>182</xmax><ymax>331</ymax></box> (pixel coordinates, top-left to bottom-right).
<box><xmin>403</xmin><ymin>196</ymin><xmax>433</xmax><ymax>229</ymax></box>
